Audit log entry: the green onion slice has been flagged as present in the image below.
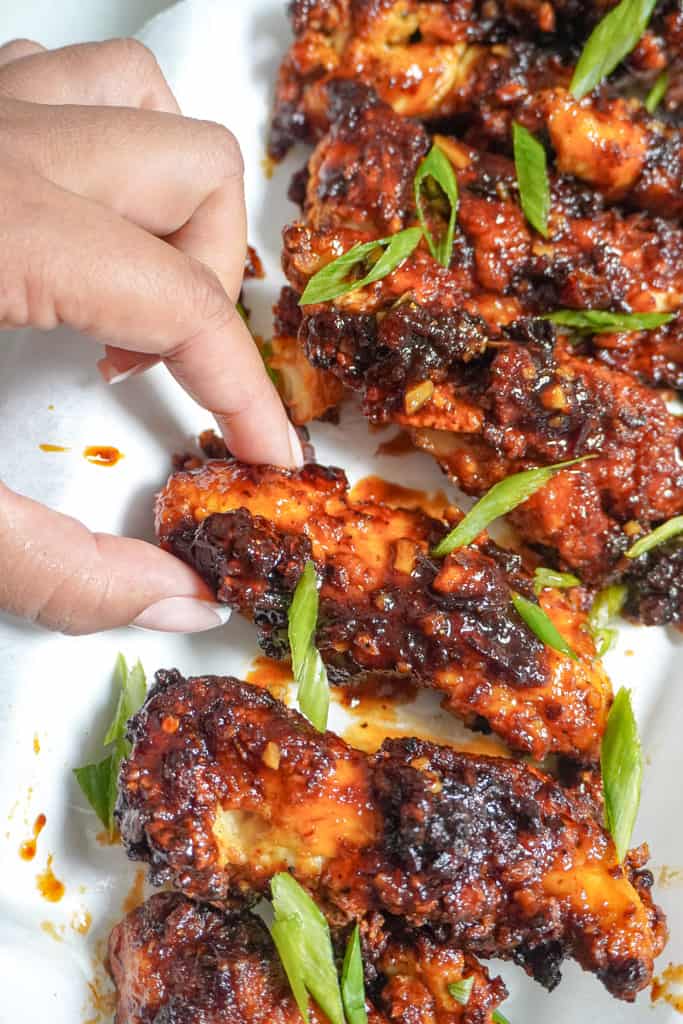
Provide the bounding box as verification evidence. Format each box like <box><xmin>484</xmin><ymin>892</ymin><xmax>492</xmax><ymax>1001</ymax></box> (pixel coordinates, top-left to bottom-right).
<box><xmin>543</xmin><ymin>309</ymin><xmax>675</xmax><ymax>334</ymax></box>
<box><xmin>533</xmin><ymin>567</ymin><xmax>581</xmax><ymax>596</ymax></box>
<box><xmin>601</xmin><ymin>688</ymin><xmax>642</xmax><ymax>861</ymax></box>
<box><xmin>299</xmin><ymin>227</ymin><xmax>423</xmax><ymax>306</ymax></box>
<box><xmin>448</xmin><ymin>977</ymin><xmax>475</xmax><ymax>1005</ymax></box>
<box><xmin>432</xmin><ymin>456</ymin><xmax>595</xmax><ymax>557</ymax></box>
<box><xmin>645</xmin><ymin>69</ymin><xmax>669</xmax><ymax>113</ymax></box>
<box><xmin>511</xmin><ymin>592</ymin><xmax>578</xmax><ymax>660</ymax></box>
<box><xmin>341</xmin><ymin>924</ymin><xmax>367</xmax><ymax>1024</ymax></box>
<box><xmin>288</xmin><ymin>561</ymin><xmax>330</xmax><ymax>731</ymax></box>
<box><xmin>74</xmin><ymin>654</ymin><xmax>147</xmax><ymax>836</ymax></box>
<box><xmin>414</xmin><ymin>144</ymin><xmax>459</xmax><ymax>268</ymax></box>
<box><xmin>626</xmin><ymin>515</ymin><xmax>683</xmax><ymax>559</ymax></box>
<box><xmin>270</xmin><ymin>873</ymin><xmax>345</xmax><ymax>1024</ymax></box>
<box><xmin>512</xmin><ymin>123</ymin><xmax>550</xmax><ymax>238</ymax></box>
<box><xmin>589</xmin><ymin>584</ymin><xmax>627</xmax><ymax>657</ymax></box>
<box><xmin>570</xmin><ymin>0</ymin><xmax>658</xmax><ymax>99</ymax></box>
<box><xmin>493</xmin><ymin>1012</ymin><xmax>512</xmax><ymax>1024</ymax></box>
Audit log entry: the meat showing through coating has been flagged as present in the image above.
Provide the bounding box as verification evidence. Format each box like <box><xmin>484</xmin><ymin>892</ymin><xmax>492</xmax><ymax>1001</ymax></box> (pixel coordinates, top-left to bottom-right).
<box><xmin>116</xmin><ymin>672</ymin><xmax>667</xmax><ymax>1002</ymax></box>
<box><xmin>155</xmin><ymin>459</ymin><xmax>611</xmax><ymax>762</ymax></box>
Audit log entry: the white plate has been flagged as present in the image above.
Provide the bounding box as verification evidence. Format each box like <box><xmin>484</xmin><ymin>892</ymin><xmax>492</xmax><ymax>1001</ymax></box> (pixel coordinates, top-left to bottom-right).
<box><xmin>0</xmin><ymin>2</ymin><xmax>681</xmax><ymax>1021</ymax></box>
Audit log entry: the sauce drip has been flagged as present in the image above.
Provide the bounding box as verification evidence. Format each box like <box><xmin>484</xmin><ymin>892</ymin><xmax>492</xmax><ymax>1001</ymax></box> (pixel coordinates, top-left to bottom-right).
<box><xmin>652</xmin><ymin>963</ymin><xmax>683</xmax><ymax>1012</ymax></box>
<box><xmin>246</xmin><ymin>657</ymin><xmax>293</xmax><ymax>703</ymax></box>
<box><xmin>83</xmin><ymin>445</ymin><xmax>124</xmax><ymax>467</ymax></box>
<box><xmin>33</xmin><ymin>734</ymin><xmax>40</xmax><ymax>754</ymax></box>
<box><xmin>19</xmin><ymin>813</ymin><xmax>46</xmax><ymax>861</ymax></box>
<box><xmin>71</xmin><ymin>908</ymin><xmax>92</xmax><ymax>935</ymax></box>
<box><xmin>39</xmin><ymin>443</ymin><xmax>70</xmax><ymax>453</ymax></box>
<box><xmin>376</xmin><ymin>430</ymin><xmax>414</xmax><ymax>457</ymax></box>
<box><xmin>349</xmin><ymin>475</ymin><xmax>455</xmax><ymax>521</ymax></box>
<box><xmin>36</xmin><ymin>854</ymin><xmax>65</xmax><ymax>902</ymax></box>
<box><xmin>122</xmin><ymin>868</ymin><xmax>146</xmax><ymax>915</ymax></box>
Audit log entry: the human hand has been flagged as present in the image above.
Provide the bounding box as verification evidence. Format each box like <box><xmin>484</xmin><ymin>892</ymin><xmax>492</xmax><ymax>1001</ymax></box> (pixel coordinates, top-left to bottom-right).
<box><xmin>0</xmin><ymin>38</ymin><xmax>302</xmax><ymax>634</ymax></box>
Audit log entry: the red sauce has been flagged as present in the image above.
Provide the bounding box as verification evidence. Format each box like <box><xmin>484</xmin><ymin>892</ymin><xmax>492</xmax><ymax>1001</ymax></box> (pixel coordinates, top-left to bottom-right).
<box><xmin>19</xmin><ymin>813</ymin><xmax>46</xmax><ymax>861</ymax></box>
<box><xmin>83</xmin><ymin>445</ymin><xmax>124</xmax><ymax>467</ymax></box>
<box><xmin>376</xmin><ymin>430</ymin><xmax>414</xmax><ymax>457</ymax></box>
<box><xmin>36</xmin><ymin>854</ymin><xmax>65</xmax><ymax>902</ymax></box>
<box><xmin>349</xmin><ymin>474</ymin><xmax>456</xmax><ymax>521</ymax></box>
<box><xmin>39</xmin><ymin>443</ymin><xmax>70</xmax><ymax>453</ymax></box>
<box><xmin>247</xmin><ymin>657</ymin><xmax>293</xmax><ymax>703</ymax></box>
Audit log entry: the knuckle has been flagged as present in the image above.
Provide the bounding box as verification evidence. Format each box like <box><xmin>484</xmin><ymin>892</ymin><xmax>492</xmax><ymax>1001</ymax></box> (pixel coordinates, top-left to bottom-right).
<box><xmin>186</xmin><ymin>259</ymin><xmax>235</xmax><ymax>329</ymax></box>
<box><xmin>197</xmin><ymin>120</ymin><xmax>244</xmax><ymax>177</ymax></box>
<box><xmin>108</xmin><ymin>36</ymin><xmax>162</xmax><ymax>80</ymax></box>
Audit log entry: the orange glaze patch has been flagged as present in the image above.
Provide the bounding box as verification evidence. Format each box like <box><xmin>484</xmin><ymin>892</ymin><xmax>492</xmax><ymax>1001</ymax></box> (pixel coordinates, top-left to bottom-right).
<box><xmin>71</xmin><ymin>908</ymin><xmax>92</xmax><ymax>936</ymax></box>
<box><xmin>122</xmin><ymin>868</ymin><xmax>146</xmax><ymax>916</ymax></box>
<box><xmin>37</xmin><ymin>855</ymin><xmax>65</xmax><ymax>902</ymax></box>
<box><xmin>96</xmin><ymin>828</ymin><xmax>120</xmax><ymax>847</ymax></box>
<box><xmin>39</xmin><ymin>443</ymin><xmax>70</xmax><ymax>453</ymax></box>
<box><xmin>83</xmin><ymin>445</ymin><xmax>124</xmax><ymax>467</ymax></box>
<box><xmin>246</xmin><ymin>656</ymin><xmax>293</xmax><ymax>703</ymax></box>
<box><xmin>349</xmin><ymin>474</ymin><xmax>455</xmax><ymax>521</ymax></box>
<box><xmin>652</xmin><ymin>963</ymin><xmax>683</xmax><ymax>1011</ymax></box>
<box><xmin>33</xmin><ymin>734</ymin><xmax>40</xmax><ymax>754</ymax></box>
<box><xmin>19</xmin><ymin>813</ymin><xmax>46</xmax><ymax>861</ymax></box>
<box><xmin>376</xmin><ymin>430</ymin><xmax>414</xmax><ymax>457</ymax></box>
<box><xmin>41</xmin><ymin>921</ymin><xmax>65</xmax><ymax>943</ymax></box>
<box><xmin>343</xmin><ymin>715</ymin><xmax>509</xmax><ymax>756</ymax></box>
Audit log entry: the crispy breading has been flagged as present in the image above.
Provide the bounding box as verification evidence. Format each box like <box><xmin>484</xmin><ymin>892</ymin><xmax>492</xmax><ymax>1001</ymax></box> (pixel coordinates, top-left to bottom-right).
<box><xmin>108</xmin><ymin>892</ymin><xmax>508</xmax><ymax>1024</ymax></box>
<box><xmin>155</xmin><ymin>459</ymin><xmax>611</xmax><ymax>761</ymax></box>
<box><xmin>276</xmin><ymin>88</ymin><xmax>683</xmax><ymax>592</ymax></box>
<box><xmin>117</xmin><ymin>673</ymin><xmax>666</xmax><ymax>1002</ymax></box>
<box><xmin>270</xmin><ymin>2</ymin><xmax>683</xmax><ymax>217</ymax></box>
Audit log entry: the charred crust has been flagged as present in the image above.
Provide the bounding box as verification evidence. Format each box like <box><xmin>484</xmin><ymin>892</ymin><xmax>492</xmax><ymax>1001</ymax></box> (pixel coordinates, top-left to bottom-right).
<box><xmin>624</xmin><ymin>537</ymin><xmax>683</xmax><ymax>626</ymax></box>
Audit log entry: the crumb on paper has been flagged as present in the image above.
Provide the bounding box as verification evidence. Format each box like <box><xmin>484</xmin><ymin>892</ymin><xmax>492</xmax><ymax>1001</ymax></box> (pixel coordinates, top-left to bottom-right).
<box><xmin>41</xmin><ymin>920</ymin><xmax>65</xmax><ymax>943</ymax></box>
<box><xmin>658</xmin><ymin>866</ymin><xmax>683</xmax><ymax>888</ymax></box>
<box><xmin>652</xmin><ymin>963</ymin><xmax>683</xmax><ymax>1011</ymax></box>
<box><xmin>71</xmin><ymin>908</ymin><xmax>92</xmax><ymax>936</ymax></box>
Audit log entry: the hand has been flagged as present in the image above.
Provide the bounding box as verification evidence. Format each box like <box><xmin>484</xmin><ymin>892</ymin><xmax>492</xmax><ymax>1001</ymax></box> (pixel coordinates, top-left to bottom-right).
<box><xmin>0</xmin><ymin>38</ymin><xmax>302</xmax><ymax>635</ymax></box>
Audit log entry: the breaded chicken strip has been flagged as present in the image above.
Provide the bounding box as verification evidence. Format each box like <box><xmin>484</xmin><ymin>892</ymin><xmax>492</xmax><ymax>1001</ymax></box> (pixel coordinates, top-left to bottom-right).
<box><xmin>108</xmin><ymin>892</ymin><xmax>508</xmax><ymax>1024</ymax></box>
<box><xmin>156</xmin><ymin>460</ymin><xmax>611</xmax><ymax>761</ymax></box>
<box><xmin>117</xmin><ymin>673</ymin><xmax>666</xmax><ymax>1001</ymax></box>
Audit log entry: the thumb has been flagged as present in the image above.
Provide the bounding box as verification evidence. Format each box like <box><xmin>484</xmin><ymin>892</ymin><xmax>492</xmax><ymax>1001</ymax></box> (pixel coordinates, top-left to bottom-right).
<box><xmin>0</xmin><ymin>482</ymin><xmax>230</xmax><ymax>635</ymax></box>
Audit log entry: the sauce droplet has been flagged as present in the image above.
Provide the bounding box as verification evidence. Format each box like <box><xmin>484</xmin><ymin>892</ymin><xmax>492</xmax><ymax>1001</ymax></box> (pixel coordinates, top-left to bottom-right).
<box><xmin>83</xmin><ymin>445</ymin><xmax>124</xmax><ymax>467</ymax></box>
<box><xmin>39</xmin><ymin>443</ymin><xmax>70</xmax><ymax>453</ymax></box>
<box><xmin>71</xmin><ymin>908</ymin><xmax>92</xmax><ymax>936</ymax></box>
<box><xmin>33</xmin><ymin>734</ymin><xmax>40</xmax><ymax>755</ymax></box>
<box><xmin>246</xmin><ymin>656</ymin><xmax>293</xmax><ymax>703</ymax></box>
<box><xmin>36</xmin><ymin>854</ymin><xmax>65</xmax><ymax>902</ymax></box>
<box><xmin>19</xmin><ymin>813</ymin><xmax>46</xmax><ymax>861</ymax></box>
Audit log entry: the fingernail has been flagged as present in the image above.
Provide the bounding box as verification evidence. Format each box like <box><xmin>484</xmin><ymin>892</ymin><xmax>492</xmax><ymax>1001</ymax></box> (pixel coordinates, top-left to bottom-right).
<box><xmin>131</xmin><ymin>597</ymin><xmax>232</xmax><ymax>633</ymax></box>
<box><xmin>97</xmin><ymin>357</ymin><xmax>155</xmax><ymax>385</ymax></box>
<box><xmin>288</xmin><ymin>422</ymin><xmax>305</xmax><ymax>468</ymax></box>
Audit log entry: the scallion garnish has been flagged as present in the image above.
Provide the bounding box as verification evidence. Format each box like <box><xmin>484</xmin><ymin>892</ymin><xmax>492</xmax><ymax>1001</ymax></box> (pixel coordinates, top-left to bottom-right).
<box><xmin>341</xmin><ymin>924</ymin><xmax>367</xmax><ymax>1024</ymax></box>
<box><xmin>511</xmin><ymin>592</ymin><xmax>578</xmax><ymax>660</ymax></box>
<box><xmin>270</xmin><ymin>873</ymin><xmax>345</xmax><ymax>1024</ymax></box>
<box><xmin>414</xmin><ymin>143</ymin><xmax>459</xmax><ymax>268</ymax></box>
<box><xmin>288</xmin><ymin>560</ymin><xmax>330</xmax><ymax>731</ymax></box>
<box><xmin>74</xmin><ymin>654</ymin><xmax>147</xmax><ymax>837</ymax></box>
<box><xmin>570</xmin><ymin>0</ymin><xmax>658</xmax><ymax>100</ymax></box>
<box><xmin>625</xmin><ymin>515</ymin><xmax>683</xmax><ymax>559</ymax></box>
<box><xmin>543</xmin><ymin>309</ymin><xmax>675</xmax><ymax>333</ymax></box>
<box><xmin>645</xmin><ymin>69</ymin><xmax>669</xmax><ymax>113</ymax></box>
<box><xmin>448</xmin><ymin>977</ymin><xmax>475</xmax><ymax>1005</ymax></box>
<box><xmin>601</xmin><ymin>688</ymin><xmax>642</xmax><ymax>861</ymax></box>
<box><xmin>512</xmin><ymin>123</ymin><xmax>550</xmax><ymax>238</ymax></box>
<box><xmin>493</xmin><ymin>1012</ymin><xmax>511</xmax><ymax>1024</ymax></box>
<box><xmin>533</xmin><ymin>567</ymin><xmax>581</xmax><ymax>596</ymax></box>
<box><xmin>589</xmin><ymin>584</ymin><xmax>627</xmax><ymax>656</ymax></box>
<box><xmin>431</xmin><ymin>456</ymin><xmax>595</xmax><ymax>557</ymax></box>
<box><xmin>299</xmin><ymin>227</ymin><xmax>423</xmax><ymax>306</ymax></box>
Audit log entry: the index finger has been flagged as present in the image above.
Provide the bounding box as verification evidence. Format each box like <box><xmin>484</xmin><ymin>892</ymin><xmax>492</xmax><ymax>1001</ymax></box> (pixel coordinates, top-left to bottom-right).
<box><xmin>6</xmin><ymin>165</ymin><xmax>301</xmax><ymax>468</ymax></box>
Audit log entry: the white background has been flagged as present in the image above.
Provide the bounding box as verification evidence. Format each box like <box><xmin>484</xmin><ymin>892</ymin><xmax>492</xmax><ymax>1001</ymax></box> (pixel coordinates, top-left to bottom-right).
<box><xmin>0</xmin><ymin>2</ymin><xmax>681</xmax><ymax>1023</ymax></box>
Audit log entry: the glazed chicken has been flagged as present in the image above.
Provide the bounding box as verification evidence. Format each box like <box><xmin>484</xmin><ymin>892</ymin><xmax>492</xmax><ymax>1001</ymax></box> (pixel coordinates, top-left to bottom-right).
<box><xmin>156</xmin><ymin>459</ymin><xmax>611</xmax><ymax>761</ymax></box>
<box><xmin>271</xmin><ymin>0</ymin><xmax>683</xmax><ymax>217</ymax></box>
<box><xmin>273</xmin><ymin>85</ymin><xmax>683</xmax><ymax>595</ymax></box>
<box><xmin>109</xmin><ymin>892</ymin><xmax>508</xmax><ymax>1024</ymax></box>
<box><xmin>116</xmin><ymin>672</ymin><xmax>666</xmax><ymax>1002</ymax></box>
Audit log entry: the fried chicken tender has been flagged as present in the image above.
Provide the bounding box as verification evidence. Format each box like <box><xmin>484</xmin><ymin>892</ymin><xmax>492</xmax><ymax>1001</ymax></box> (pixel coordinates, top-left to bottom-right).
<box><xmin>156</xmin><ymin>459</ymin><xmax>611</xmax><ymax>761</ymax></box>
<box><xmin>116</xmin><ymin>673</ymin><xmax>666</xmax><ymax>1002</ymax></box>
<box><xmin>109</xmin><ymin>892</ymin><xmax>507</xmax><ymax>1024</ymax></box>
<box><xmin>276</xmin><ymin>87</ymin><xmax>683</xmax><ymax>591</ymax></box>
<box><xmin>271</xmin><ymin>2</ymin><xmax>683</xmax><ymax>217</ymax></box>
